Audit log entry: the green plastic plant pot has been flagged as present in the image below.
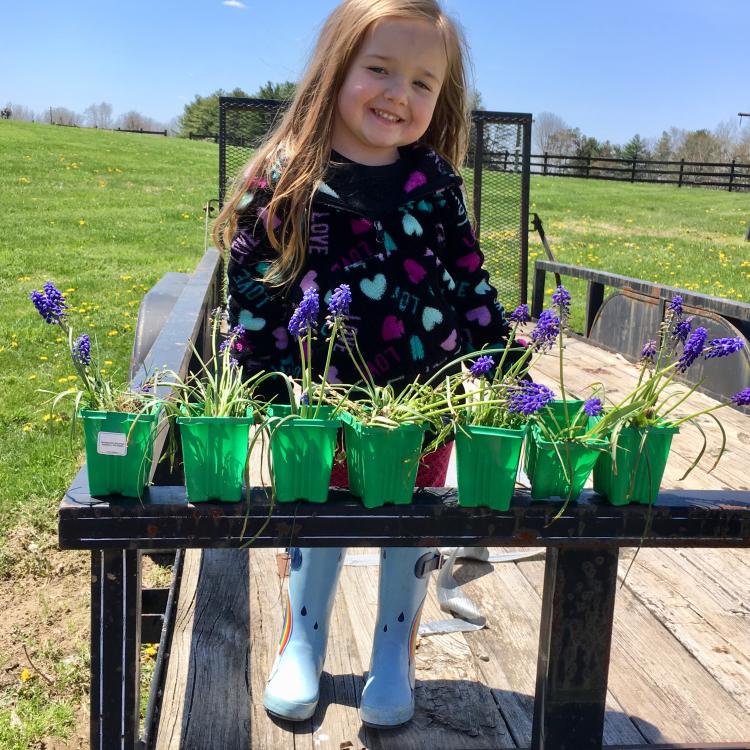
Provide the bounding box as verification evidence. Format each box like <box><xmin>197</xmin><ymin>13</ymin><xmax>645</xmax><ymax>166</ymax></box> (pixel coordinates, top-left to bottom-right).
<box><xmin>593</xmin><ymin>424</ymin><xmax>678</xmax><ymax>505</ymax></box>
<box><xmin>267</xmin><ymin>405</ymin><xmax>340</xmax><ymax>503</ymax></box>
<box><xmin>81</xmin><ymin>410</ymin><xmax>158</xmax><ymax>498</ymax></box>
<box><xmin>176</xmin><ymin>414</ymin><xmax>254</xmax><ymax>502</ymax></box>
<box><xmin>342</xmin><ymin>418</ymin><xmax>426</xmax><ymax>508</ymax></box>
<box><xmin>529</xmin><ymin>426</ymin><xmax>606</xmax><ymax>501</ymax></box>
<box><xmin>455</xmin><ymin>424</ymin><xmax>525</xmax><ymax>510</ymax></box>
<box><xmin>524</xmin><ymin>399</ymin><xmax>586</xmax><ymax>477</ymax></box>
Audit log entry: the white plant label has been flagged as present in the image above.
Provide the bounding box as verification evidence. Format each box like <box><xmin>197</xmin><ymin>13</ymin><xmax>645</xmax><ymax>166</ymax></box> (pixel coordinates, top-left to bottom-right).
<box><xmin>97</xmin><ymin>431</ymin><xmax>128</xmax><ymax>456</ymax></box>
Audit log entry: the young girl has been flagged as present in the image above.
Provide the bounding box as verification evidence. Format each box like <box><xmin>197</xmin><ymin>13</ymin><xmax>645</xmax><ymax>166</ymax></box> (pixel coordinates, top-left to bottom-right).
<box><xmin>215</xmin><ymin>0</ymin><xmax>510</xmax><ymax>728</ymax></box>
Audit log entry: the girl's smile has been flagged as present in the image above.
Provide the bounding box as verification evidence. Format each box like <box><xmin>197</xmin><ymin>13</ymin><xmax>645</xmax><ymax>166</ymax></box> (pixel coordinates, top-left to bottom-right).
<box><xmin>332</xmin><ymin>17</ymin><xmax>447</xmax><ymax>165</ymax></box>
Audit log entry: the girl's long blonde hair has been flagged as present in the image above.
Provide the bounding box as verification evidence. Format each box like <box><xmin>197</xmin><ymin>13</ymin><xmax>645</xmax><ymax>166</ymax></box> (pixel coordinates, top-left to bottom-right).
<box><xmin>214</xmin><ymin>0</ymin><xmax>472</xmax><ymax>288</ymax></box>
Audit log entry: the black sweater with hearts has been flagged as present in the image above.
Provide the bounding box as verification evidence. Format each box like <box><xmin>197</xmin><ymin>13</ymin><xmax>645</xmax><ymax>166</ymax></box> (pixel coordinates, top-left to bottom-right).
<box><xmin>227</xmin><ymin>143</ymin><xmax>510</xmax><ymax>389</ymax></box>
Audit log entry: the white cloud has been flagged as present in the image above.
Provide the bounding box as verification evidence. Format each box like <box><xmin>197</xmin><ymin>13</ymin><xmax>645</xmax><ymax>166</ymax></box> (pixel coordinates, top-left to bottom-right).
<box><xmin>222</xmin><ymin>0</ymin><xmax>246</xmax><ymax>7</ymax></box>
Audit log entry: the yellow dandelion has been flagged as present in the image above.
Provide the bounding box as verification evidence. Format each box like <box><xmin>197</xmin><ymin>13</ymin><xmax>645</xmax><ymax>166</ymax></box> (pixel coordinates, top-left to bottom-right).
<box><xmin>104</xmin><ymin>360</ymin><xmax>113</xmax><ymax>366</ymax></box>
<box><xmin>28</xmin><ymin>374</ymin><xmax>36</xmax><ymax>380</ymax></box>
<box><xmin>17</xmin><ymin>275</ymin><xmax>31</xmax><ymax>281</ymax></box>
<box><xmin>101</xmin><ymin>368</ymin><xmax>107</xmax><ymax>374</ymax></box>
<box><xmin>42</xmin><ymin>414</ymin><xmax>52</xmax><ymax>422</ymax></box>
<box><xmin>78</xmin><ymin>219</ymin><xmax>86</xmax><ymax>226</ymax></box>
<box><xmin>120</xmin><ymin>275</ymin><xmax>132</xmax><ymax>281</ymax></box>
<box><xmin>39</xmin><ymin>355</ymin><xmax>48</xmax><ymax>361</ymax></box>
<box><xmin>107</xmin><ymin>330</ymin><xmax>119</xmax><ymax>337</ymax></box>
<box><xmin>20</xmin><ymin>668</ymin><xmax>32</xmax><ymax>682</ymax></box>
<box><xmin>11</xmin><ymin>341</ymin><xmax>18</xmax><ymax>348</ymax></box>
<box><xmin>181</xmin><ymin>212</ymin><xmax>190</xmax><ymax>219</ymax></box>
<box><xmin>67</xmin><ymin>375</ymin><xmax>77</xmax><ymax>381</ymax></box>
<box><xmin>57</xmin><ymin>376</ymin><xmax>69</xmax><ymax>384</ymax></box>
<box><xmin>22</xmin><ymin>424</ymin><xmax>32</xmax><ymax>433</ymax></box>
<box><xmin>145</xmin><ymin>644</ymin><xmax>158</xmax><ymax>658</ymax></box>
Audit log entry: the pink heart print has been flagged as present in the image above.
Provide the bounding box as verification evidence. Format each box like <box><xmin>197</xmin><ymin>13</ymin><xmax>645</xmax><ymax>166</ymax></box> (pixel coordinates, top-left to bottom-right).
<box><xmin>351</xmin><ymin>217</ymin><xmax>373</xmax><ymax>235</ymax></box>
<box><xmin>272</xmin><ymin>327</ymin><xmax>289</xmax><ymax>350</ymax></box>
<box><xmin>300</xmin><ymin>270</ymin><xmax>318</xmax><ymax>291</ymax></box>
<box><xmin>403</xmin><ymin>259</ymin><xmax>426</xmax><ymax>284</ymax></box>
<box><xmin>440</xmin><ymin>329</ymin><xmax>458</xmax><ymax>351</ymax></box>
<box><xmin>404</xmin><ymin>170</ymin><xmax>427</xmax><ymax>192</ymax></box>
<box><xmin>465</xmin><ymin>306</ymin><xmax>491</xmax><ymax>326</ymax></box>
<box><xmin>382</xmin><ymin>315</ymin><xmax>405</xmax><ymax>341</ymax></box>
<box><xmin>258</xmin><ymin>206</ymin><xmax>282</xmax><ymax>232</ymax></box>
<box><xmin>456</xmin><ymin>252</ymin><xmax>481</xmax><ymax>273</ymax></box>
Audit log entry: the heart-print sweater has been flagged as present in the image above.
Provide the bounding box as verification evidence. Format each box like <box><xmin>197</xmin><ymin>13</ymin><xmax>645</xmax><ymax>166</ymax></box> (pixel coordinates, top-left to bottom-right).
<box><xmin>227</xmin><ymin>143</ymin><xmax>510</xmax><ymax>389</ymax></box>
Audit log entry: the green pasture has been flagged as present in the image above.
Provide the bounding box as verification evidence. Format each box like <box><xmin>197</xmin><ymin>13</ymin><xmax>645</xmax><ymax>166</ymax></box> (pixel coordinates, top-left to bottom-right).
<box><xmin>0</xmin><ymin>117</ymin><xmax>748</xmax><ymax>747</ymax></box>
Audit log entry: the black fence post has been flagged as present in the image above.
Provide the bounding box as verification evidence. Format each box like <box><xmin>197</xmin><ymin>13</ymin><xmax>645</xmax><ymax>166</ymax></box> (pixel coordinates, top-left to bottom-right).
<box><xmin>531</xmin><ymin>546</ymin><xmax>619</xmax><ymax>750</ymax></box>
<box><xmin>472</xmin><ymin>119</ymin><xmax>484</xmax><ymax>236</ymax></box>
<box><xmin>631</xmin><ymin>153</ymin><xmax>637</xmax><ymax>183</ymax></box>
<box><xmin>678</xmin><ymin>159</ymin><xmax>685</xmax><ymax>188</ymax></box>
<box><xmin>543</xmin><ymin>152</ymin><xmax>548</xmax><ymax>176</ymax></box>
<box><xmin>586</xmin><ymin>155</ymin><xmax>591</xmax><ymax>178</ymax></box>
<box><xmin>729</xmin><ymin>159</ymin><xmax>736</xmax><ymax>192</ymax></box>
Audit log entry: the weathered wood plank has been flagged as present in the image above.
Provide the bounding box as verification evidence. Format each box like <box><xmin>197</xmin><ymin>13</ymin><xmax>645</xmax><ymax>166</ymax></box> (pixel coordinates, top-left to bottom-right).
<box><xmin>339</xmin><ymin>557</ymin><xmax>514</xmax><ymax>749</ymax></box>
<box><xmin>155</xmin><ymin>549</ymin><xmax>251</xmax><ymax>750</ymax></box>
<box><xmin>248</xmin><ymin>549</ymin><xmax>297</xmax><ymax>750</ymax></box>
<box><xmin>620</xmin><ymin>548</ymin><xmax>750</xmax><ymax>712</ymax></box>
<box><xmin>516</xmin><ymin>555</ymin><xmax>750</xmax><ymax>744</ymax></box>
<box><xmin>452</xmin><ymin>552</ymin><xmax>646</xmax><ymax>747</ymax></box>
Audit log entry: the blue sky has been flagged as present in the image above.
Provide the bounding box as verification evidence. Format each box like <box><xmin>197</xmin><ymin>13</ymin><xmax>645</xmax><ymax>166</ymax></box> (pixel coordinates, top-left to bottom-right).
<box><xmin>2</xmin><ymin>0</ymin><xmax>748</xmax><ymax>145</ymax></box>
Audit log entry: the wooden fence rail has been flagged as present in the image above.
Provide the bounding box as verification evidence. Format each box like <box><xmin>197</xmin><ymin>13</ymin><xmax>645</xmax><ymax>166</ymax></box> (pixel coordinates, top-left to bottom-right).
<box><xmin>480</xmin><ymin>149</ymin><xmax>750</xmax><ymax>191</ymax></box>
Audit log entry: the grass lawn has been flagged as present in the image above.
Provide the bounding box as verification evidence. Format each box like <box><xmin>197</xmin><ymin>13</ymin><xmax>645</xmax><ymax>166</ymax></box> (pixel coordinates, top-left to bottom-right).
<box><xmin>525</xmin><ymin>174</ymin><xmax>750</xmax><ymax>326</ymax></box>
<box><xmin>0</xmin><ymin>119</ymin><xmax>748</xmax><ymax>747</ymax></box>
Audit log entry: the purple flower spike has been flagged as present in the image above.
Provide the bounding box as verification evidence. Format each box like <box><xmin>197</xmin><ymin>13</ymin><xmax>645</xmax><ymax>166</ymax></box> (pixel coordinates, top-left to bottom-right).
<box><xmin>30</xmin><ymin>282</ymin><xmax>67</xmax><ymax>324</ymax></box>
<box><xmin>507</xmin><ymin>382</ymin><xmax>556</xmax><ymax>416</ymax></box>
<box><xmin>551</xmin><ymin>285</ymin><xmax>571</xmax><ymax>313</ymax></box>
<box><xmin>732</xmin><ymin>388</ymin><xmax>750</xmax><ymax>406</ymax></box>
<box><xmin>72</xmin><ymin>334</ymin><xmax>91</xmax><ymax>366</ymax></box>
<box><xmin>672</xmin><ymin>317</ymin><xmax>693</xmax><ymax>343</ymax></box>
<box><xmin>288</xmin><ymin>287</ymin><xmax>320</xmax><ymax>338</ymax></box>
<box><xmin>677</xmin><ymin>326</ymin><xmax>707</xmax><ymax>372</ymax></box>
<box><xmin>530</xmin><ymin>309</ymin><xmax>560</xmax><ymax>351</ymax></box>
<box><xmin>470</xmin><ymin>354</ymin><xmax>495</xmax><ymax>378</ymax></box>
<box><xmin>509</xmin><ymin>303</ymin><xmax>530</xmax><ymax>324</ymax></box>
<box><xmin>641</xmin><ymin>340</ymin><xmax>657</xmax><ymax>360</ymax></box>
<box><xmin>704</xmin><ymin>337</ymin><xmax>745</xmax><ymax>360</ymax></box>
<box><xmin>668</xmin><ymin>295</ymin><xmax>684</xmax><ymax>316</ymax></box>
<box><xmin>584</xmin><ymin>397</ymin><xmax>603</xmax><ymax>417</ymax></box>
<box><xmin>328</xmin><ymin>284</ymin><xmax>352</xmax><ymax>317</ymax></box>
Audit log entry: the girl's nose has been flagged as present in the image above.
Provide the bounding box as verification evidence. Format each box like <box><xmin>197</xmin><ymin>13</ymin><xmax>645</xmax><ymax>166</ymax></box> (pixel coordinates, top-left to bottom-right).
<box><xmin>384</xmin><ymin>78</ymin><xmax>408</xmax><ymax>105</ymax></box>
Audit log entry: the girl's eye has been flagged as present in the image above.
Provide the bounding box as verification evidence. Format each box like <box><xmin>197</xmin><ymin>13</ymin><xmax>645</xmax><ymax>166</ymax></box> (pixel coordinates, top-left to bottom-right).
<box><xmin>368</xmin><ymin>66</ymin><xmax>386</xmax><ymax>74</ymax></box>
<box><xmin>415</xmin><ymin>80</ymin><xmax>431</xmax><ymax>91</ymax></box>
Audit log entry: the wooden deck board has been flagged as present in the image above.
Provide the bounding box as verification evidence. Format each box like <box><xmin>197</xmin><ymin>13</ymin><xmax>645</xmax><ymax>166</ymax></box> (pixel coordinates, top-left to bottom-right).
<box><xmin>155</xmin><ymin>336</ymin><xmax>750</xmax><ymax>749</ymax></box>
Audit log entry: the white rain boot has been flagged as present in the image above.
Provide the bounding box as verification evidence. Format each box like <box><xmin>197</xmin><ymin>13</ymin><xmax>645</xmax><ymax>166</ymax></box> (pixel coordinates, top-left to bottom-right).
<box><xmin>263</xmin><ymin>547</ymin><xmax>345</xmax><ymax>721</ymax></box>
<box><xmin>359</xmin><ymin>547</ymin><xmax>440</xmax><ymax>727</ymax></box>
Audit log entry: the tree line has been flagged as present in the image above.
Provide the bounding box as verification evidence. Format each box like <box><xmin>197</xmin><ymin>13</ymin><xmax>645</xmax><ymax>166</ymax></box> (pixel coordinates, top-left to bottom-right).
<box><xmin>1</xmin><ymin>101</ymin><xmax>175</xmax><ymax>133</ymax></box>
<box><xmin>533</xmin><ymin>111</ymin><xmax>750</xmax><ymax>164</ymax></box>
<box><xmin>5</xmin><ymin>89</ymin><xmax>748</xmax><ymax>164</ymax></box>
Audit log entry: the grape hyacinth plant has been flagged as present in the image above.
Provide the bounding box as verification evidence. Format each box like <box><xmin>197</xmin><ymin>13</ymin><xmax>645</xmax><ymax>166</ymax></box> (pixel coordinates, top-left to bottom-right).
<box><xmin>29</xmin><ymin>281</ymin><xmax>155</xmax><ymax>416</ymax></box>
<box><xmin>600</xmin><ymin>293</ymin><xmax>750</xmax><ymax>478</ymax></box>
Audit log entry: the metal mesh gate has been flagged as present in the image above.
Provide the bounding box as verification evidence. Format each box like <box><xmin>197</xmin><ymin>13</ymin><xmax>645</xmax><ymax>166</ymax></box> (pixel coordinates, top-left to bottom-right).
<box><xmin>219</xmin><ymin>97</ymin><xmax>531</xmax><ymax>306</ymax></box>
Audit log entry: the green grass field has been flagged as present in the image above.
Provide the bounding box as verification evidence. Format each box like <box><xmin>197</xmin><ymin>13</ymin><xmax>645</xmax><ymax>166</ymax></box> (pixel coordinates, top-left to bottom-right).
<box><xmin>0</xmin><ymin>120</ymin><xmax>216</xmax><ymax>533</ymax></box>
<box><xmin>0</xmin><ymin>119</ymin><xmax>748</xmax><ymax>747</ymax></box>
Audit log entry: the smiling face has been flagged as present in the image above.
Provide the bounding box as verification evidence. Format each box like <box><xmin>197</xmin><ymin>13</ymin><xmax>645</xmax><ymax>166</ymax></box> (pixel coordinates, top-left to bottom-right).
<box><xmin>332</xmin><ymin>17</ymin><xmax>448</xmax><ymax>166</ymax></box>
